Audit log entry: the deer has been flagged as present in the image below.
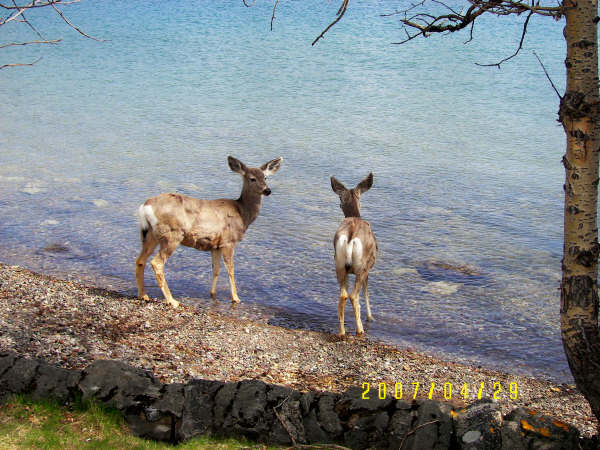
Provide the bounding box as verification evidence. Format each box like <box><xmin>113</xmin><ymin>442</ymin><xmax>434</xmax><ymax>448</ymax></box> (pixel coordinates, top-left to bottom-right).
<box><xmin>331</xmin><ymin>172</ymin><xmax>377</xmax><ymax>336</ymax></box>
<box><xmin>135</xmin><ymin>156</ymin><xmax>283</xmax><ymax>308</ymax></box>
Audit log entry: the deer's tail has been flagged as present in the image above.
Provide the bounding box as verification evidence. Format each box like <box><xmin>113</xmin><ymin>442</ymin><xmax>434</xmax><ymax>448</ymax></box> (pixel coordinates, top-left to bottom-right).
<box><xmin>138</xmin><ymin>204</ymin><xmax>157</xmax><ymax>242</ymax></box>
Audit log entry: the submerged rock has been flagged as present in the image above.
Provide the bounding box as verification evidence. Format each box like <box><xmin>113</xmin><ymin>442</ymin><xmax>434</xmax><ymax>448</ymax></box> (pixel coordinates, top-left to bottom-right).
<box><xmin>43</xmin><ymin>243</ymin><xmax>69</xmax><ymax>253</ymax></box>
<box><xmin>422</xmin><ymin>281</ymin><xmax>461</xmax><ymax>296</ymax></box>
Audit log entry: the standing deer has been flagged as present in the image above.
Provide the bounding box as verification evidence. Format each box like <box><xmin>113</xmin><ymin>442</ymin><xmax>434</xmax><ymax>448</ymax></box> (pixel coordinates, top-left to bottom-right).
<box><xmin>331</xmin><ymin>173</ymin><xmax>377</xmax><ymax>336</ymax></box>
<box><xmin>136</xmin><ymin>156</ymin><xmax>283</xmax><ymax>308</ymax></box>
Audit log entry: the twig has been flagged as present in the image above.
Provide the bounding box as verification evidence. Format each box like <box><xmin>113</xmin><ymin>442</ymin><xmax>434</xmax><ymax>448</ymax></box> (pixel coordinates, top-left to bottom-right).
<box><xmin>10</xmin><ymin>0</ymin><xmax>43</xmax><ymax>39</ymax></box>
<box><xmin>270</xmin><ymin>0</ymin><xmax>279</xmax><ymax>31</ymax></box>
<box><xmin>476</xmin><ymin>10</ymin><xmax>533</xmax><ymax>68</ymax></box>
<box><xmin>399</xmin><ymin>419</ymin><xmax>440</xmax><ymax>449</ymax></box>
<box><xmin>241</xmin><ymin>0</ymin><xmax>256</xmax><ymax>6</ymax></box>
<box><xmin>0</xmin><ymin>56</ymin><xmax>41</xmax><ymax>69</ymax></box>
<box><xmin>0</xmin><ymin>39</ymin><xmax>60</xmax><ymax>48</ymax></box>
<box><xmin>464</xmin><ymin>20</ymin><xmax>475</xmax><ymax>44</ymax></box>
<box><xmin>50</xmin><ymin>2</ymin><xmax>105</xmax><ymax>41</ymax></box>
<box><xmin>533</xmin><ymin>50</ymin><xmax>562</xmax><ymax>99</ymax></box>
<box><xmin>273</xmin><ymin>395</ymin><xmax>296</xmax><ymax>447</ymax></box>
<box><xmin>393</xmin><ymin>0</ymin><xmax>564</xmax><ymax>46</ymax></box>
<box><xmin>312</xmin><ymin>0</ymin><xmax>349</xmax><ymax>46</ymax></box>
<box><xmin>381</xmin><ymin>0</ymin><xmax>426</xmax><ymax>17</ymax></box>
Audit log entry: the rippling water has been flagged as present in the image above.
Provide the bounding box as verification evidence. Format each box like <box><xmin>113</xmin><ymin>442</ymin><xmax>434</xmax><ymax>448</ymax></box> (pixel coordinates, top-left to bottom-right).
<box><xmin>0</xmin><ymin>1</ymin><xmax>573</xmax><ymax>381</ymax></box>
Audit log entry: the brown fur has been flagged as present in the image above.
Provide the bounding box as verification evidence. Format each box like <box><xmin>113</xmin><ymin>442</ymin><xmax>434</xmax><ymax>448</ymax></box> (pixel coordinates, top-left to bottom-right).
<box><xmin>136</xmin><ymin>156</ymin><xmax>282</xmax><ymax>307</ymax></box>
<box><xmin>331</xmin><ymin>173</ymin><xmax>377</xmax><ymax>336</ymax></box>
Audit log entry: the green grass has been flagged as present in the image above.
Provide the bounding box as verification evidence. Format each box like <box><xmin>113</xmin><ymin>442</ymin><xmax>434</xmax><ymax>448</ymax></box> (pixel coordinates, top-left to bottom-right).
<box><xmin>0</xmin><ymin>395</ymin><xmax>277</xmax><ymax>449</ymax></box>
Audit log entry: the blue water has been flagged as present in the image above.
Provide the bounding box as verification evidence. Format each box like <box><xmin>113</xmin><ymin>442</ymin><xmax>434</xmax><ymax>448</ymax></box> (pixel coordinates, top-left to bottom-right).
<box><xmin>1</xmin><ymin>1</ymin><xmax>572</xmax><ymax>381</ymax></box>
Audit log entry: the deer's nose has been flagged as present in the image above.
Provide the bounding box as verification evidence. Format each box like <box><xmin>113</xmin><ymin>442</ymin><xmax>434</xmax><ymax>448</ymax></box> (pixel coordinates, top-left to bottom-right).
<box><xmin>263</xmin><ymin>188</ymin><xmax>271</xmax><ymax>196</ymax></box>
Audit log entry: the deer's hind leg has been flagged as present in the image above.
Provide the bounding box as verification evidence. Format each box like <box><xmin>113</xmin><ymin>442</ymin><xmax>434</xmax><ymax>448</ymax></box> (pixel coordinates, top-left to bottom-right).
<box><xmin>350</xmin><ymin>271</ymin><xmax>367</xmax><ymax>336</ymax></box>
<box><xmin>336</xmin><ymin>266</ymin><xmax>349</xmax><ymax>336</ymax></box>
<box><xmin>363</xmin><ymin>274</ymin><xmax>373</xmax><ymax>322</ymax></box>
<box><xmin>136</xmin><ymin>231</ymin><xmax>158</xmax><ymax>301</ymax></box>
<box><xmin>151</xmin><ymin>232</ymin><xmax>183</xmax><ymax>308</ymax></box>
<box><xmin>210</xmin><ymin>249</ymin><xmax>222</xmax><ymax>299</ymax></box>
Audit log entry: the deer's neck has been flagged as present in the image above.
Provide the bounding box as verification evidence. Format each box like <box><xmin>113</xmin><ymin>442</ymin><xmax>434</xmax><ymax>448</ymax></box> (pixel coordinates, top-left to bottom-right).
<box><xmin>237</xmin><ymin>189</ymin><xmax>263</xmax><ymax>229</ymax></box>
<box><xmin>342</xmin><ymin>202</ymin><xmax>361</xmax><ymax>218</ymax></box>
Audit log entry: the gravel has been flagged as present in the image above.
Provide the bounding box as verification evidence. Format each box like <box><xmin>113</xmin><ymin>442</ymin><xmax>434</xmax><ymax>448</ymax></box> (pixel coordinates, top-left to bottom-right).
<box><xmin>0</xmin><ymin>262</ymin><xmax>596</xmax><ymax>437</ymax></box>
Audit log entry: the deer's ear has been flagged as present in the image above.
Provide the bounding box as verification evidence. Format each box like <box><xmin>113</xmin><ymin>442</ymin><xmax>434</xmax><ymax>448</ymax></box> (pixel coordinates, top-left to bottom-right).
<box><xmin>228</xmin><ymin>156</ymin><xmax>247</xmax><ymax>175</ymax></box>
<box><xmin>331</xmin><ymin>176</ymin><xmax>347</xmax><ymax>196</ymax></box>
<box><xmin>261</xmin><ymin>157</ymin><xmax>283</xmax><ymax>176</ymax></box>
<box><xmin>357</xmin><ymin>172</ymin><xmax>373</xmax><ymax>194</ymax></box>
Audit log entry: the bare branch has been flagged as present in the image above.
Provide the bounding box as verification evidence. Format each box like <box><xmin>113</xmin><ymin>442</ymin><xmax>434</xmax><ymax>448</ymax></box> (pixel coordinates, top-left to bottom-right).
<box><xmin>533</xmin><ymin>50</ymin><xmax>562</xmax><ymax>99</ymax></box>
<box><xmin>476</xmin><ymin>10</ymin><xmax>533</xmax><ymax>68</ymax></box>
<box><xmin>381</xmin><ymin>1</ymin><xmax>426</xmax><ymax>17</ymax></box>
<box><xmin>50</xmin><ymin>2</ymin><xmax>105</xmax><ymax>41</ymax></box>
<box><xmin>431</xmin><ymin>0</ymin><xmax>463</xmax><ymax>16</ymax></box>
<box><xmin>241</xmin><ymin>0</ymin><xmax>256</xmax><ymax>6</ymax></box>
<box><xmin>312</xmin><ymin>0</ymin><xmax>349</xmax><ymax>46</ymax></box>
<box><xmin>10</xmin><ymin>0</ymin><xmax>44</xmax><ymax>39</ymax></box>
<box><xmin>0</xmin><ymin>56</ymin><xmax>41</xmax><ymax>69</ymax></box>
<box><xmin>270</xmin><ymin>0</ymin><xmax>279</xmax><ymax>31</ymax></box>
<box><xmin>1</xmin><ymin>0</ymin><xmax>104</xmax><ymax>69</ymax></box>
<box><xmin>392</xmin><ymin>0</ymin><xmax>566</xmax><ymax>47</ymax></box>
<box><xmin>464</xmin><ymin>18</ymin><xmax>475</xmax><ymax>44</ymax></box>
<box><xmin>0</xmin><ymin>39</ymin><xmax>61</xmax><ymax>48</ymax></box>
<box><xmin>0</xmin><ymin>1</ymin><xmax>80</xmax><ymax>9</ymax></box>
<box><xmin>399</xmin><ymin>420</ymin><xmax>440</xmax><ymax>449</ymax></box>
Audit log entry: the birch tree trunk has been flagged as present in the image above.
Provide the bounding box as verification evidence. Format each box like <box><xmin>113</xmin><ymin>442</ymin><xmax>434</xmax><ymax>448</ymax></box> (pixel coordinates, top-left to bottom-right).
<box><xmin>560</xmin><ymin>0</ymin><xmax>600</xmax><ymax>432</ymax></box>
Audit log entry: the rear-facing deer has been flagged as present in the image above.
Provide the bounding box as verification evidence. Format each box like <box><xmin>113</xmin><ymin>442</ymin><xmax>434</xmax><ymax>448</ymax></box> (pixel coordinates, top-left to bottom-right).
<box><xmin>331</xmin><ymin>173</ymin><xmax>377</xmax><ymax>336</ymax></box>
<box><xmin>136</xmin><ymin>156</ymin><xmax>283</xmax><ymax>308</ymax></box>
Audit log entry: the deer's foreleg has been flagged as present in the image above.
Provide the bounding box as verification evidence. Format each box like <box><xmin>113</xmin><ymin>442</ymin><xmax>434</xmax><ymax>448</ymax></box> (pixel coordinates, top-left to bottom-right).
<box><xmin>210</xmin><ymin>249</ymin><xmax>222</xmax><ymax>299</ymax></box>
<box><xmin>222</xmin><ymin>246</ymin><xmax>241</xmax><ymax>303</ymax></box>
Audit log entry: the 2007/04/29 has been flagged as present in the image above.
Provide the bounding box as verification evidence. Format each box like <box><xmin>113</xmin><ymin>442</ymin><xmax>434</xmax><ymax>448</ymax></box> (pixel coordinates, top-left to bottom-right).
<box><xmin>362</xmin><ymin>382</ymin><xmax>519</xmax><ymax>401</ymax></box>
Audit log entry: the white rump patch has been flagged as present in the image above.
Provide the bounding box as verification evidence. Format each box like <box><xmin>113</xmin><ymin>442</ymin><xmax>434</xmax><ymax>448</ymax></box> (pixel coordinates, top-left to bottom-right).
<box><xmin>138</xmin><ymin>204</ymin><xmax>158</xmax><ymax>231</ymax></box>
<box><xmin>336</xmin><ymin>235</ymin><xmax>363</xmax><ymax>270</ymax></box>
<box><xmin>335</xmin><ymin>235</ymin><xmax>349</xmax><ymax>269</ymax></box>
<box><xmin>350</xmin><ymin>238</ymin><xmax>363</xmax><ymax>269</ymax></box>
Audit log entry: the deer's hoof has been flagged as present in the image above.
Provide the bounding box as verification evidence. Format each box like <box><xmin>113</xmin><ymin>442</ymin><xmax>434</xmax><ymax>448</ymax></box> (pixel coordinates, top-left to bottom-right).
<box><xmin>167</xmin><ymin>299</ymin><xmax>180</xmax><ymax>308</ymax></box>
<box><xmin>356</xmin><ymin>331</ymin><xmax>365</xmax><ymax>337</ymax></box>
<box><xmin>367</xmin><ymin>315</ymin><xmax>374</xmax><ymax>322</ymax></box>
<box><xmin>231</xmin><ymin>296</ymin><xmax>241</xmax><ymax>304</ymax></box>
<box><xmin>140</xmin><ymin>294</ymin><xmax>150</xmax><ymax>301</ymax></box>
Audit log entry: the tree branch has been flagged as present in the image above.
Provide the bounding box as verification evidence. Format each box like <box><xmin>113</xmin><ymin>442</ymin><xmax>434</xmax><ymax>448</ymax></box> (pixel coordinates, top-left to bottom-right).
<box><xmin>0</xmin><ymin>56</ymin><xmax>41</xmax><ymax>69</ymax></box>
<box><xmin>533</xmin><ymin>50</ymin><xmax>562</xmax><ymax>99</ymax></box>
<box><xmin>476</xmin><ymin>10</ymin><xmax>533</xmax><ymax>68</ymax></box>
<box><xmin>50</xmin><ymin>2</ymin><xmax>105</xmax><ymax>41</ymax></box>
<box><xmin>391</xmin><ymin>0</ymin><xmax>565</xmax><ymax>46</ymax></box>
<box><xmin>312</xmin><ymin>0</ymin><xmax>349</xmax><ymax>46</ymax></box>
<box><xmin>270</xmin><ymin>0</ymin><xmax>279</xmax><ymax>31</ymax></box>
<box><xmin>0</xmin><ymin>39</ymin><xmax>61</xmax><ymax>48</ymax></box>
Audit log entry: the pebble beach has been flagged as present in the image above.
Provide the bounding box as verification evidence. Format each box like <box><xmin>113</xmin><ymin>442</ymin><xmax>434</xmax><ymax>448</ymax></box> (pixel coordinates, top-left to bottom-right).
<box><xmin>0</xmin><ymin>262</ymin><xmax>596</xmax><ymax>437</ymax></box>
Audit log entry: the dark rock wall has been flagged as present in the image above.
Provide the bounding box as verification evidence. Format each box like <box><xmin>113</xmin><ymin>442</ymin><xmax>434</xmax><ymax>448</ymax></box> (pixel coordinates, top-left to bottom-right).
<box><xmin>0</xmin><ymin>352</ymin><xmax>584</xmax><ymax>449</ymax></box>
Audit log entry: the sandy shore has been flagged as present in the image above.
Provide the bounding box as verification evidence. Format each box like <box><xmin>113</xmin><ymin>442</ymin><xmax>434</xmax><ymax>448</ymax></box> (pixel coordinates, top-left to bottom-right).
<box><xmin>0</xmin><ymin>262</ymin><xmax>596</xmax><ymax>437</ymax></box>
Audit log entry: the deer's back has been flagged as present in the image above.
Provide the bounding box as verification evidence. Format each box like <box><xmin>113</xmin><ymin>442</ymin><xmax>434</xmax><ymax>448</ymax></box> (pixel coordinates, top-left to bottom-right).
<box><xmin>145</xmin><ymin>193</ymin><xmax>245</xmax><ymax>250</ymax></box>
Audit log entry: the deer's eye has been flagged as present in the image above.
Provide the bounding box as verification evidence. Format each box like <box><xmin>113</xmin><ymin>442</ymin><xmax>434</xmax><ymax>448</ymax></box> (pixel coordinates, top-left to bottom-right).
<box><xmin>250</xmin><ymin>177</ymin><xmax>257</xmax><ymax>182</ymax></box>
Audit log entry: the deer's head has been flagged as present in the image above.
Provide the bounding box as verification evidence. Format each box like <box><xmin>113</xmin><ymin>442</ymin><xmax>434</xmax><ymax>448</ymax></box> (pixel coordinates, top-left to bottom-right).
<box><xmin>331</xmin><ymin>172</ymin><xmax>373</xmax><ymax>218</ymax></box>
<box><xmin>228</xmin><ymin>156</ymin><xmax>283</xmax><ymax>197</ymax></box>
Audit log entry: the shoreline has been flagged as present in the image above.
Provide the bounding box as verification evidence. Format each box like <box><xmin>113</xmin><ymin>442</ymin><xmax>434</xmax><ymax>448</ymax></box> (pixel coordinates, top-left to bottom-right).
<box><xmin>0</xmin><ymin>262</ymin><xmax>596</xmax><ymax>437</ymax></box>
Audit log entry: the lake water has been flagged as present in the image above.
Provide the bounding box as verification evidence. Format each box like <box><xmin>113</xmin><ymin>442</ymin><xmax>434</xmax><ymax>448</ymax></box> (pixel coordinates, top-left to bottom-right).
<box><xmin>1</xmin><ymin>1</ymin><xmax>573</xmax><ymax>381</ymax></box>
